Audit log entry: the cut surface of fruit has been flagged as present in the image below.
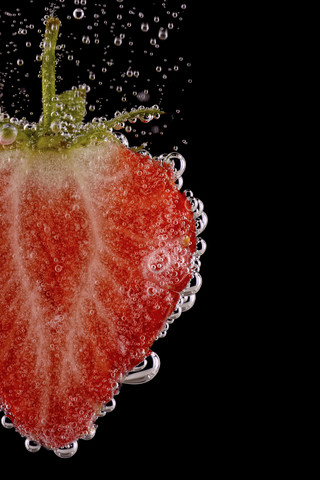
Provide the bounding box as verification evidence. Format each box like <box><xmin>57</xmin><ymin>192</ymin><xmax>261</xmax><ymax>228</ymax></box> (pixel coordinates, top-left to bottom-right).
<box><xmin>0</xmin><ymin>141</ymin><xmax>196</xmax><ymax>448</ymax></box>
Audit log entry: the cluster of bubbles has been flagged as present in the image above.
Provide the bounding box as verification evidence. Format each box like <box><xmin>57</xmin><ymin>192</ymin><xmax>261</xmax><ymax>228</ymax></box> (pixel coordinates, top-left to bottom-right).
<box><xmin>0</xmin><ymin>123</ymin><xmax>18</xmax><ymax>145</ymax></box>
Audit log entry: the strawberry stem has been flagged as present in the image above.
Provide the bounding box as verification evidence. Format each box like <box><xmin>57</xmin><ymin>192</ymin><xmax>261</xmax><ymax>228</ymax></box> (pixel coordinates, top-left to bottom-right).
<box><xmin>42</xmin><ymin>17</ymin><xmax>61</xmax><ymax>132</ymax></box>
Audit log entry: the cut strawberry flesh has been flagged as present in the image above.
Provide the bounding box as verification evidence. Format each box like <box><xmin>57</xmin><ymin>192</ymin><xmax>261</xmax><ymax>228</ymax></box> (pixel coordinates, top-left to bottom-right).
<box><xmin>0</xmin><ymin>142</ymin><xmax>196</xmax><ymax>448</ymax></box>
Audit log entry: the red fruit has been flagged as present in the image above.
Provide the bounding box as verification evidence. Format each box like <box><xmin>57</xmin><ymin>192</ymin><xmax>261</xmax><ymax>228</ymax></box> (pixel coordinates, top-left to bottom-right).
<box><xmin>0</xmin><ymin>141</ymin><xmax>196</xmax><ymax>448</ymax></box>
<box><xmin>0</xmin><ymin>16</ymin><xmax>206</xmax><ymax>454</ymax></box>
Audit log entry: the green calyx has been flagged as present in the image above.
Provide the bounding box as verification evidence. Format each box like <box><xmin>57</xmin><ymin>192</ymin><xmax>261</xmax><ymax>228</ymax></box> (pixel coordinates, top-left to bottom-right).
<box><xmin>0</xmin><ymin>16</ymin><xmax>164</xmax><ymax>152</ymax></box>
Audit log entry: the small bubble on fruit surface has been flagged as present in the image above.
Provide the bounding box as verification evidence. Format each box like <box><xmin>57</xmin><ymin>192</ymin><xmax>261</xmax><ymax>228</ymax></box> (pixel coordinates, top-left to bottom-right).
<box><xmin>0</xmin><ymin>124</ymin><xmax>18</xmax><ymax>145</ymax></box>
<box><xmin>147</xmin><ymin>286</ymin><xmax>157</xmax><ymax>296</ymax></box>
<box><xmin>50</xmin><ymin>120</ymin><xmax>62</xmax><ymax>133</ymax></box>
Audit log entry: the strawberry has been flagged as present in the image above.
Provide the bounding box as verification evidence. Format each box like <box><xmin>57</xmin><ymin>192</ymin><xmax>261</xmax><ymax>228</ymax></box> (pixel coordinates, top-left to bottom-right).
<box><xmin>0</xmin><ymin>17</ymin><xmax>203</xmax><ymax>453</ymax></box>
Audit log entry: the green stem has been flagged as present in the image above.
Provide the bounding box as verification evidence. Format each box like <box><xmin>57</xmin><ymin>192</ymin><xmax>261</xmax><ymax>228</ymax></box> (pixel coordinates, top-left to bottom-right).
<box><xmin>42</xmin><ymin>17</ymin><xmax>61</xmax><ymax>132</ymax></box>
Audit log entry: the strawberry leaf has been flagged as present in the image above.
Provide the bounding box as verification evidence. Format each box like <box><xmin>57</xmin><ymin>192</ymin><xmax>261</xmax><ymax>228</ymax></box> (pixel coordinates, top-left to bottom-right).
<box><xmin>56</xmin><ymin>87</ymin><xmax>87</xmax><ymax>125</ymax></box>
<box><xmin>104</xmin><ymin>107</ymin><xmax>165</xmax><ymax>129</ymax></box>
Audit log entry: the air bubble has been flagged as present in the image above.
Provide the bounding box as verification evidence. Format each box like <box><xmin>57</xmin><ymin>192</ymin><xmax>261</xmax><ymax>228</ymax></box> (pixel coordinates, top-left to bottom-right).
<box><xmin>0</xmin><ymin>124</ymin><xmax>18</xmax><ymax>145</ymax></box>
<box><xmin>114</xmin><ymin>37</ymin><xmax>122</xmax><ymax>46</ymax></box>
<box><xmin>141</xmin><ymin>22</ymin><xmax>149</xmax><ymax>32</ymax></box>
<box><xmin>50</xmin><ymin>120</ymin><xmax>62</xmax><ymax>133</ymax></box>
<box><xmin>25</xmin><ymin>438</ymin><xmax>41</xmax><ymax>453</ymax></box>
<box><xmin>147</xmin><ymin>286</ymin><xmax>157</xmax><ymax>296</ymax></box>
<box><xmin>54</xmin><ymin>441</ymin><xmax>78</xmax><ymax>458</ymax></box>
<box><xmin>81</xmin><ymin>425</ymin><xmax>97</xmax><ymax>440</ymax></box>
<box><xmin>158</xmin><ymin>28</ymin><xmax>168</xmax><ymax>40</ymax></box>
<box><xmin>137</xmin><ymin>91</ymin><xmax>150</xmax><ymax>102</ymax></box>
<box><xmin>73</xmin><ymin>8</ymin><xmax>84</xmax><ymax>20</ymax></box>
<box><xmin>1</xmin><ymin>415</ymin><xmax>14</xmax><ymax>429</ymax></box>
<box><xmin>147</xmin><ymin>249</ymin><xmax>171</xmax><ymax>274</ymax></box>
<box><xmin>99</xmin><ymin>399</ymin><xmax>116</xmax><ymax>415</ymax></box>
<box><xmin>43</xmin><ymin>40</ymin><xmax>52</xmax><ymax>50</ymax></box>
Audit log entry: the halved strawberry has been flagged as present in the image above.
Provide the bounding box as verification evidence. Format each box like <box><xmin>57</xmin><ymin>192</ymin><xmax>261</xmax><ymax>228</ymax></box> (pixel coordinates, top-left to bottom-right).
<box><xmin>0</xmin><ymin>17</ymin><xmax>198</xmax><ymax>449</ymax></box>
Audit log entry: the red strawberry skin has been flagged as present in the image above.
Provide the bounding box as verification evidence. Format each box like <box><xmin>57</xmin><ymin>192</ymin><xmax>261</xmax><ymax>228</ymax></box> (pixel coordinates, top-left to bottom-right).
<box><xmin>0</xmin><ymin>142</ymin><xmax>196</xmax><ymax>448</ymax></box>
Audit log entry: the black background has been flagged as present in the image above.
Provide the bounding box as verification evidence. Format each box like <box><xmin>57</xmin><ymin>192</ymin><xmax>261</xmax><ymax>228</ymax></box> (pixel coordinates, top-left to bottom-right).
<box><xmin>0</xmin><ymin>0</ymin><xmax>211</xmax><ymax>470</ymax></box>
